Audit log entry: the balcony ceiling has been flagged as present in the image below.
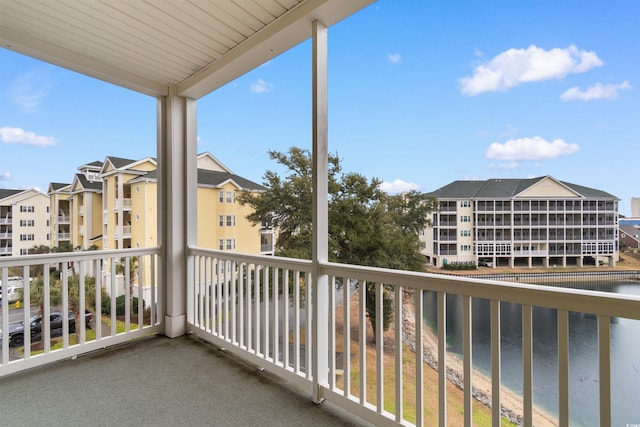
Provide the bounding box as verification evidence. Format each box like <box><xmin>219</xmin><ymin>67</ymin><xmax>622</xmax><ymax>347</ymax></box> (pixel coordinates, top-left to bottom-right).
<box><xmin>0</xmin><ymin>0</ymin><xmax>374</xmax><ymax>99</ymax></box>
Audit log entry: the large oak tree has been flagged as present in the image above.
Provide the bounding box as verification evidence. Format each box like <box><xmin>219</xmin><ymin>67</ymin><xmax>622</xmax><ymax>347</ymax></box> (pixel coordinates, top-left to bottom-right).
<box><xmin>238</xmin><ymin>147</ymin><xmax>436</xmax><ymax>333</ymax></box>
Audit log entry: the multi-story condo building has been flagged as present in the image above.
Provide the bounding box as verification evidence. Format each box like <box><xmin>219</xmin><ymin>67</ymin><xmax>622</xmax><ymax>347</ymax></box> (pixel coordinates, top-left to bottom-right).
<box><xmin>421</xmin><ymin>176</ymin><xmax>619</xmax><ymax>268</ymax></box>
<box><xmin>48</xmin><ymin>183</ymin><xmax>72</xmax><ymax>248</ymax></box>
<box><xmin>100</xmin><ymin>156</ymin><xmax>157</xmax><ymax>251</ymax></box>
<box><xmin>69</xmin><ymin>161</ymin><xmax>103</xmax><ymax>250</ymax></box>
<box><xmin>128</xmin><ymin>152</ymin><xmax>271</xmax><ymax>254</ymax></box>
<box><xmin>0</xmin><ymin>188</ymin><xmax>50</xmax><ymax>256</ymax></box>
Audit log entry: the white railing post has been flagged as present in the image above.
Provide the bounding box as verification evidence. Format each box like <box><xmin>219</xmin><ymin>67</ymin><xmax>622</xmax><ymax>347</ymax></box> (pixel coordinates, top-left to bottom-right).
<box><xmin>311</xmin><ymin>18</ymin><xmax>329</xmax><ymax>404</ymax></box>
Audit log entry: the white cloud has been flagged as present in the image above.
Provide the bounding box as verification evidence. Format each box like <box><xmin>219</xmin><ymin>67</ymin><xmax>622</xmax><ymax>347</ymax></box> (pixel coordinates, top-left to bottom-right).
<box><xmin>0</xmin><ymin>127</ymin><xmax>58</xmax><ymax>147</ymax></box>
<box><xmin>486</xmin><ymin>136</ymin><xmax>579</xmax><ymax>160</ymax></box>
<box><xmin>459</xmin><ymin>45</ymin><xmax>603</xmax><ymax>96</ymax></box>
<box><xmin>0</xmin><ymin>171</ymin><xmax>10</xmax><ymax>180</ymax></box>
<box><xmin>379</xmin><ymin>179</ymin><xmax>421</xmax><ymax>194</ymax></box>
<box><xmin>250</xmin><ymin>78</ymin><xmax>274</xmax><ymax>94</ymax></box>
<box><xmin>561</xmin><ymin>81</ymin><xmax>632</xmax><ymax>101</ymax></box>
<box><xmin>387</xmin><ymin>53</ymin><xmax>402</xmax><ymax>64</ymax></box>
<box><xmin>9</xmin><ymin>68</ymin><xmax>52</xmax><ymax>113</ymax></box>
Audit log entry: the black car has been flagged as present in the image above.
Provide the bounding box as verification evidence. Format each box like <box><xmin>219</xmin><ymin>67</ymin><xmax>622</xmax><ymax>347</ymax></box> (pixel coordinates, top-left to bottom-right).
<box><xmin>1</xmin><ymin>310</ymin><xmax>93</xmax><ymax>347</ymax></box>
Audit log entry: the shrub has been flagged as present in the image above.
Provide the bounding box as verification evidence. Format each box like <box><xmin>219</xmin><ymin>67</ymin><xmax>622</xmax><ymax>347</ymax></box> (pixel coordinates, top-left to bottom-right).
<box><xmin>103</xmin><ymin>295</ymin><xmax>145</xmax><ymax>315</ymax></box>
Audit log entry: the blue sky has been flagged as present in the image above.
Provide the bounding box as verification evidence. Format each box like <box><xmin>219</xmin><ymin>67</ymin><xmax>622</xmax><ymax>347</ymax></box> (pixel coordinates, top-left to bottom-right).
<box><xmin>1</xmin><ymin>1</ymin><xmax>638</xmax><ymax>215</ymax></box>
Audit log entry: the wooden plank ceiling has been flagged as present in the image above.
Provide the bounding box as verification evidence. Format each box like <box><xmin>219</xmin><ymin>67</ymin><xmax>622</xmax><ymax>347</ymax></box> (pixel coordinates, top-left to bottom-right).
<box><xmin>0</xmin><ymin>0</ymin><xmax>374</xmax><ymax>99</ymax></box>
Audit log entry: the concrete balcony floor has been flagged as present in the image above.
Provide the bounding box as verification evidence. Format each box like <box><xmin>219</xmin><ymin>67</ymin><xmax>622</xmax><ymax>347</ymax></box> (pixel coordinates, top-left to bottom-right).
<box><xmin>1</xmin><ymin>334</ymin><xmax>372</xmax><ymax>427</ymax></box>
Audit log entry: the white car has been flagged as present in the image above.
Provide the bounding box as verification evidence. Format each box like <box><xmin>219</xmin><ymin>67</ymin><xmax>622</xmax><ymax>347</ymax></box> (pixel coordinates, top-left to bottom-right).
<box><xmin>0</xmin><ymin>276</ymin><xmax>24</xmax><ymax>303</ymax></box>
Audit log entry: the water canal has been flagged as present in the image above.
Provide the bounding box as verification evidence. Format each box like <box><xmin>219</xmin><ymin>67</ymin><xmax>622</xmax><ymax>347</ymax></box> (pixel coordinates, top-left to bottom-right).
<box><xmin>422</xmin><ymin>280</ymin><xmax>640</xmax><ymax>427</ymax></box>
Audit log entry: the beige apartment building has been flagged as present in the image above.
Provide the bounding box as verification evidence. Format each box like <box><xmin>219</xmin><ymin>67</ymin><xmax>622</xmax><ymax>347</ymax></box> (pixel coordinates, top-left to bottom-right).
<box><xmin>127</xmin><ymin>152</ymin><xmax>270</xmax><ymax>254</ymax></box>
<box><xmin>0</xmin><ymin>188</ymin><xmax>50</xmax><ymax>256</ymax></box>
<box><xmin>46</xmin><ymin>152</ymin><xmax>271</xmax><ymax>256</ymax></box>
<box><xmin>421</xmin><ymin>176</ymin><xmax>619</xmax><ymax>268</ymax></box>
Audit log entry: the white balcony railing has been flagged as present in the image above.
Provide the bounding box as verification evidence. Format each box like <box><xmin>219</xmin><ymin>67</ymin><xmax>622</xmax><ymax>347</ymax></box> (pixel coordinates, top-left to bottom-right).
<box><xmin>0</xmin><ymin>248</ymin><xmax>162</xmax><ymax>378</ymax></box>
<box><xmin>0</xmin><ymin>218</ymin><xmax>11</xmax><ymax>225</ymax></box>
<box><xmin>114</xmin><ymin>198</ymin><xmax>132</xmax><ymax>210</ymax></box>
<box><xmin>79</xmin><ymin>206</ymin><xmax>85</xmax><ymax>216</ymax></box>
<box><xmin>122</xmin><ymin>226</ymin><xmax>132</xmax><ymax>237</ymax></box>
<box><xmin>0</xmin><ymin>247</ymin><xmax>11</xmax><ymax>254</ymax></box>
<box><xmin>187</xmin><ymin>248</ymin><xmax>640</xmax><ymax>427</ymax></box>
<box><xmin>57</xmin><ymin>233</ymin><xmax>71</xmax><ymax>240</ymax></box>
<box><xmin>0</xmin><ymin>233</ymin><xmax>12</xmax><ymax>239</ymax></box>
<box><xmin>3</xmin><ymin>246</ymin><xmax>639</xmax><ymax>425</ymax></box>
<box><xmin>57</xmin><ymin>216</ymin><xmax>71</xmax><ymax>224</ymax></box>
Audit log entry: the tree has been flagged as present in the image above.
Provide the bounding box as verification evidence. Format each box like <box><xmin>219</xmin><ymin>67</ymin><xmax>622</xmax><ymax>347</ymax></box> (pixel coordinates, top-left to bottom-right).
<box><xmin>238</xmin><ymin>147</ymin><xmax>436</xmax><ymax>335</ymax></box>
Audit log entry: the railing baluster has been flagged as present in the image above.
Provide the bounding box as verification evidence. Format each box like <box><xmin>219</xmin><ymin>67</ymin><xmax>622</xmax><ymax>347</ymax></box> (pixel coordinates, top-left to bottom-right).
<box><xmin>239</xmin><ymin>262</ymin><xmax>245</xmax><ymax>348</ymax></box>
<box><xmin>375</xmin><ymin>282</ymin><xmax>384</xmax><ymax>414</ymax></box>
<box><xmin>255</xmin><ymin>264</ymin><xmax>261</xmax><ymax>356</ymax></box>
<box><xmin>394</xmin><ymin>285</ymin><xmax>403</xmax><ymax>423</ymax></box>
<box><xmin>294</xmin><ymin>270</ymin><xmax>300</xmax><ymax>372</ymax></box>
<box><xmin>62</xmin><ymin>263</ymin><xmax>69</xmax><ymax>349</ymax></box>
<box><xmin>110</xmin><ymin>258</ymin><xmax>116</xmax><ymax>337</ymax></box>
<box><xmin>437</xmin><ymin>291</ymin><xmax>447</xmax><ymax>427</ymax></box>
<box><xmin>306</xmin><ymin>272</ymin><xmax>313</xmax><ymax>379</ymax></box>
<box><xmin>23</xmin><ymin>265</ymin><xmax>31</xmax><ymax>358</ymax></box>
<box><xmin>79</xmin><ymin>261</ymin><xmax>86</xmax><ymax>345</ymax></box>
<box><xmin>224</xmin><ymin>261</ymin><xmax>233</xmax><ymax>342</ymax></box>
<box><xmin>415</xmin><ymin>288</ymin><xmax>424</xmax><ymax>427</ymax></box>
<box><xmin>95</xmin><ymin>259</ymin><xmax>102</xmax><ymax>340</ymax></box>
<box><xmin>231</xmin><ymin>261</ymin><xmax>237</xmax><ymax>345</ymax></box>
<box><xmin>247</xmin><ymin>264</ymin><xmax>253</xmax><ymax>353</ymax></box>
<box><xmin>491</xmin><ymin>299</ymin><xmax>501</xmax><ymax>427</ymax></box>
<box><xmin>343</xmin><ymin>277</ymin><xmax>351</xmax><ymax>398</ymax></box>
<box><xmin>463</xmin><ymin>295</ymin><xmax>472</xmax><ymax>427</ymax></box>
<box><xmin>328</xmin><ymin>275</ymin><xmax>336</xmax><ymax>389</ymax></box>
<box><xmin>558</xmin><ymin>309</ymin><xmax>569</xmax><ymax>426</ymax></box>
<box><xmin>359</xmin><ymin>280</ymin><xmax>367</xmax><ymax>405</ymax></box>
<box><xmin>522</xmin><ymin>304</ymin><xmax>533</xmax><ymax>427</ymax></box>
<box><xmin>599</xmin><ymin>315</ymin><xmax>611</xmax><ymax>426</ymax></box>
<box><xmin>283</xmin><ymin>269</ymin><xmax>290</xmax><ymax>368</ymax></box>
<box><xmin>263</xmin><ymin>265</ymin><xmax>269</xmax><ymax>360</ymax></box>
<box><xmin>125</xmin><ymin>256</ymin><xmax>130</xmax><ymax>333</ymax></box>
<box><xmin>273</xmin><ymin>267</ymin><xmax>279</xmax><ymax>363</ymax></box>
<box><xmin>1</xmin><ymin>268</ymin><xmax>8</xmax><ymax>363</ymax></box>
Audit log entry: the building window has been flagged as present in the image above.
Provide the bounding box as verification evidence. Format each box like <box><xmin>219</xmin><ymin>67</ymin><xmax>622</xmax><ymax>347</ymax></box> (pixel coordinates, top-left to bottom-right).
<box><xmin>20</xmin><ymin>219</ymin><xmax>35</xmax><ymax>226</ymax></box>
<box><xmin>20</xmin><ymin>205</ymin><xmax>35</xmax><ymax>213</ymax></box>
<box><xmin>226</xmin><ymin>191</ymin><xmax>234</xmax><ymax>203</ymax></box>
<box><xmin>20</xmin><ymin>249</ymin><xmax>29</xmax><ymax>255</ymax></box>
<box><xmin>219</xmin><ymin>191</ymin><xmax>224</xmax><ymax>203</ymax></box>
<box><xmin>20</xmin><ymin>234</ymin><xmax>35</xmax><ymax>241</ymax></box>
<box><xmin>461</xmin><ymin>215</ymin><xmax>471</xmax><ymax>223</ymax></box>
<box><xmin>46</xmin><ymin>219</ymin><xmax>50</xmax><ymax>227</ymax></box>
<box><xmin>219</xmin><ymin>215</ymin><xmax>224</xmax><ymax>226</ymax></box>
<box><xmin>226</xmin><ymin>215</ymin><xmax>235</xmax><ymax>227</ymax></box>
<box><xmin>460</xmin><ymin>200</ymin><xmax>470</xmax><ymax>207</ymax></box>
<box><xmin>219</xmin><ymin>239</ymin><xmax>224</xmax><ymax>250</ymax></box>
<box><xmin>461</xmin><ymin>230</ymin><xmax>471</xmax><ymax>237</ymax></box>
<box><xmin>46</xmin><ymin>206</ymin><xmax>50</xmax><ymax>213</ymax></box>
<box><xmin>226</xmin><ymin>238</ymin><xmax>235</xmax><ymax>250</ymax></box>
<box><xmin>460</xmin><ymin>244</ymin><xmax>471</xmax><ymax>252</ymax></box>
<box><xmin>46</xmin><ymin>233</ymin><xmax>50</xmax><ymax>240</ymax></box>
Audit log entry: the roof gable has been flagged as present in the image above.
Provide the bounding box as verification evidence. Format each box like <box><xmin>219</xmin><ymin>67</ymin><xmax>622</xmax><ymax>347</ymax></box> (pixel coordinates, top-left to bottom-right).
<box><xmin>515</xmin><ymin>176</ymin><xmax>581</xmax><ymax>198</ymax></box>
<box><xmin>197</xmin><ymin>152</ymin><xmax>232</xmax><ymax>173</ymax></box>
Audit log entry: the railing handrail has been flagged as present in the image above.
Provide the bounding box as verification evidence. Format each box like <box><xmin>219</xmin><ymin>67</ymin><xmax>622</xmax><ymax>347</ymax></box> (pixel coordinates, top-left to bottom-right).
<box><xmin>318</xmin><ymin>260</ymin><xmax>640</xmax><ymax>320</ymax></box>
<box><xmin>0</xmin><ymin>247</ymin><xmax>160</xmax><ymax>268</ymax></box>
<box><xmin>188</xmin><ymin>246</ymin><xmax>312</xmax><ymax>272</ymax></box>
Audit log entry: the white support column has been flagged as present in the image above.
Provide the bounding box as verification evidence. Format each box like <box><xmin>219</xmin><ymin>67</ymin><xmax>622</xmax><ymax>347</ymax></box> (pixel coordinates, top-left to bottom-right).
<box><xmin>311</xmin><ymin>19</ymin><xmax>329</xmax><ymax>404</ymax></box>
<box><xmin>157</xmin><ymin>86</ymin><xmax>198</xmax><ymax>338</ymax></box>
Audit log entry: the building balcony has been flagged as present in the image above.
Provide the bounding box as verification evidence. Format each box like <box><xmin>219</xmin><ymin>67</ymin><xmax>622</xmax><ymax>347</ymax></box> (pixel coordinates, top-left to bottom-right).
<box><xmin>57</xmin><ymin>233</ymin><xmax>71</xmax><ymax>240</ymax></box>
<box><xmin>0</xmin><ymin>247</ymin><xmax>11</xmax><ymax>255</ymax></box>
<box><xmin>0</xmin><ymin>218</ymin><xmax>12</xmax><ymax>225</ymax></box>
<box><xmin>79</xmin><ymin>206</ymin><xmax>85</xmax><ymax>216</ymax></box>
<box><xmin>114</xmin><ymin>198</ymin><xmax>132</xmax><ymax>211</ymax></box>
<box><xmin>0</xmin><ymin>233</ymin><xmax>12</xmax><ymax>239</ymax></box>
<box><xmin>57</xmin><ymin>215</ymin><xmax>71</xmax><ymax>224</ymax></box>
<box><xmin>1</xmin><ymin>249</ymin><xmax>639</xmax><ymax>425</ymax></box>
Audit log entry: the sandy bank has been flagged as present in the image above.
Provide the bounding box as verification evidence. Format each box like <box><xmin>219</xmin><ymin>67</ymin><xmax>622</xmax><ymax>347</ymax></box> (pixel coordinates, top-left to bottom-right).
<box><xmin>401</xmin><ymin>290</ymin><xmax>558</xmax><ymax>426</ymax></box>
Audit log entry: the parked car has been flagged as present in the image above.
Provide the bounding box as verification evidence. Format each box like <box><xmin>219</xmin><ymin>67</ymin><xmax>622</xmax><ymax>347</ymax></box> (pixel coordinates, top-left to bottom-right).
<box><xmin>0</xmin><ymin>276</ymin><xmax>24</xmax><ymax>303</ymax></box>
<box><xmin>0</xmin><ymin>310</ymin><xmax>93</xmax><ymax>347</ymax></box>
<box><xmin>478</xmin><ymin>259</ymin><xmax>494</xmax><ymax>268</ymax></box>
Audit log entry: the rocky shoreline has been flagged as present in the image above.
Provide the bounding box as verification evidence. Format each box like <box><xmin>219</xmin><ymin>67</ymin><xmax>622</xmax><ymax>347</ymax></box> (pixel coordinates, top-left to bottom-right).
<box><xmin>400</xmin><ymin>289</ymin><xmax>556</xmax><ymax>426</ymax></box>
